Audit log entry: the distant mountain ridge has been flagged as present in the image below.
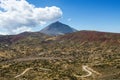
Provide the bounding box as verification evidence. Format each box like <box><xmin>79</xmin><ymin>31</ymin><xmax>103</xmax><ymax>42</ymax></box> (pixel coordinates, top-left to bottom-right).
<box><xmin>0</xmin><ymin>32</ymin><xmax>49</xmax><ymax>44</ymax></box>
<box><xmin>58</xmin><ymin>30</ymin><xmax>120</xmax><ymax>43</ymax></box>
<box><xmin>40</xmin><ymin>21</ymin><xmax>77</xmax><ymax>36</ymax></box>
<box><xmin>0</xmin><ymin>21</ymin><xmax>120</xmax><ymax>44</ymax></box>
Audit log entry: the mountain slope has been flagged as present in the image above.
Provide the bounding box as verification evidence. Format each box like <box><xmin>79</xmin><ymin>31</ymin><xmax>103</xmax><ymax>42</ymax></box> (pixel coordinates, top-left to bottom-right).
<box><xmin>40</xmin><ymin>21</ymin><xmax>77</xmax><ymax>36</ymax></box>
<box><xmin>0</xmin><ymin>32</ymin><xmax>49</xmax><ymax>44</ymax></box>
<box><xmin>58</xmin><ymin>30</ymin><xmax>120</xmax><ymax>43</ymax></box>
<box><xmin>0</xmin><ymin>30</ymin><xmax>120</xmax><ymax>80</ymax></box>
<box><xmin>0</xmin><ymin>32</ymin><xmax>50</xmax><ymax>60</ymax></box>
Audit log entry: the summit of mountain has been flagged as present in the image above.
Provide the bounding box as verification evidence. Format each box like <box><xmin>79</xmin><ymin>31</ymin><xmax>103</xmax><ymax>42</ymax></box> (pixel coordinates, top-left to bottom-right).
<box><xmin>40</xmin><ymin>21</ymin><xmax>77</xmax><ymax>36</ymax></box>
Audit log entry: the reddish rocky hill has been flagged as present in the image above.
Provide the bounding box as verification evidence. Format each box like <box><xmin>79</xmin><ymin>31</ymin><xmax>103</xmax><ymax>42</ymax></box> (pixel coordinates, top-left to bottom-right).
<box><xmin>58</xmin><ymin>30</ymin><xmax>120</xmax><ymax>43</ymax></box>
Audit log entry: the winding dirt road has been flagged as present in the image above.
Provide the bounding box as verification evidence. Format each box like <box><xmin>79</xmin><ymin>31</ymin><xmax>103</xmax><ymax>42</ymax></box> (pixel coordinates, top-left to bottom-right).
<box><xmin>14</xmin><ymin>67</ymin><xmax>51</xmax><ymax>78</ymax></box>
<box><xmin>14</xmin><ymin>68</ymin><xmax>33</xmax><ymax>78</ymax></box>
<box><xmin>74</xmin><ymin>65</ymin><xmax>101</xmax><ymax>78</ymax></box>
<box><xmin>1</xmin><ymin>57</ymin><xmax>73</xmax><ymax>64</ymax></box>
<box><xmin>13</xmin><ymin>57</ymin><xmax>73</xmax><ymax>62</ymax></box>
<box><xmin>81</xmin><ymin>65</ymin><xmax>92</xmax><ymax>77</ymax></box>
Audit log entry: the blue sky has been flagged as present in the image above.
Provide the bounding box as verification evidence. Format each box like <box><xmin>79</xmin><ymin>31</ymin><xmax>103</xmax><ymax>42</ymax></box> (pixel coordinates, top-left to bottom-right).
<box><xmin>27</xmin><ymin>0</ymin><xmax>120</xmax><ymax>33</ymax></box>
<box><xmin>0</xmin><ymin>0</ymin><xmax>120</xmax><ymax>34</ymax></box>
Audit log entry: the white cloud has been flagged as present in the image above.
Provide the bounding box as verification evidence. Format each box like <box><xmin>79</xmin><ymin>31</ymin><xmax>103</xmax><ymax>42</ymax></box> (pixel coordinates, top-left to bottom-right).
<box><xmin>0</xmin><ymin>0</ymin><xmax>63</xmax><ymax>34</ymax></box>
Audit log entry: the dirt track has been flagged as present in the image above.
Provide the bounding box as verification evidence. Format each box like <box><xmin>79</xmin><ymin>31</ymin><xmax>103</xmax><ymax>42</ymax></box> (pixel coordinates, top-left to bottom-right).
<box><xmin>74</xmin><ymin>65</ymin><xmax>101</xmax><ymax>78</ymax></box>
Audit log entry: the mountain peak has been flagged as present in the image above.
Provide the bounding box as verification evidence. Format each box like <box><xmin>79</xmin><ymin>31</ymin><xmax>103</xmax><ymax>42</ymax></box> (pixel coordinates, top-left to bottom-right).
<box><xmin>40</xmin><ymin>21</ymin><xmax>77</xmax><ymax>36</ymax></box>
<box><xmin>53</xmin><ymin>21</ymin><xmax>61</xmax><ymax>24</ymax></box>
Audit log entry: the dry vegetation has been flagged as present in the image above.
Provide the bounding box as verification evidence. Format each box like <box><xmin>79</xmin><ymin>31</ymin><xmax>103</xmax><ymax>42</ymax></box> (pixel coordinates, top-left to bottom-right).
<box><xmin>0</xmin><ymin>31</ymin><xmax>120</xmax><ymax>80</ymax></box>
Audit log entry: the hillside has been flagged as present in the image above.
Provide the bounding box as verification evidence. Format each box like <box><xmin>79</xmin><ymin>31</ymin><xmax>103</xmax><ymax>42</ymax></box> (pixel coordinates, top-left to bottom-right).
<box><xmin>0</xmin><ymin>32</ymin><xmax>50</xmax><ymax>59</ymax></box>
<box><xmin>0</xmin><ymin>32</ymin><xmax>49</xmax><ymax>44</ymax></box>
<box><xmin>58</xmin><ymin>30</ymin><xmax>120</xmax><ymax>43</ymax></box>
<box><xmin>0</xmin><ymin>30</ymin><xmax>120</xmax><ymax>80</ymax></box>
